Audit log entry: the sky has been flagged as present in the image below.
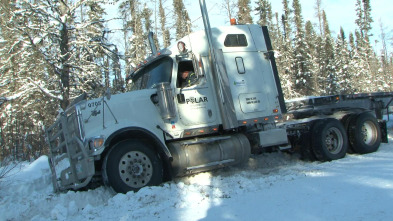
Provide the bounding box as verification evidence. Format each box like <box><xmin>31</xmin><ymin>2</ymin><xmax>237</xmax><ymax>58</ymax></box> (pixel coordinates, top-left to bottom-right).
<box><xmin>186</xmin><ymin>0</ymin><xmax>393</xmax><ymax>54</ymax></box>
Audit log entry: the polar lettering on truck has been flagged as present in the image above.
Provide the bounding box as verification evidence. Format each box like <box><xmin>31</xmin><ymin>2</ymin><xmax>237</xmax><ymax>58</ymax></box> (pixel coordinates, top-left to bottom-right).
<box><xmin>186</xmin><ymin>96</ymin><xmax>208</xmax><ymax>104</ymax></box>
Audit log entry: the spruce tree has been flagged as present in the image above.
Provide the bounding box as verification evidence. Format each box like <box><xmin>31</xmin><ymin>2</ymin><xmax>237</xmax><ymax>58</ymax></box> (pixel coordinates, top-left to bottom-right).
<box><xmin>304</xmin><ymin>20</ymin><xmax>318</xmax><ymax>94</ymax></box>
<box><xmin>237</xmin><ymin>0</ymin><xmax>253</xmax><ymax>24</ymax></box>
<box><xmin>314</xmin><ymin>0</ymin><xmax>323</xmax><ymax>35</ymax></box>
<box><xmin>321</xmin><ymin>10</ymin><xmax>338</xmax><ymax>95</ymax></box>
<box><xmin>282</xmin><ymin>0</ymin><xmax>292</xmax><ymax>40</ymax></box>
<box><xmin>274</xmin><ymin>6</ymin><xmax>297</xmax><ymax>98</ymax></box>
<box><xmin>159</xmin><ymin>0</ymin><xmax>171</xmax><ymax>48</ymax></box>
<box><xmin>120</xmin><ymin>0</ymin><xmax>146</xmax><ymax>69</ymax></box>
<box><xmin>173</xmin><ymin>0</ymin><xmax>191</xmax><ymax>40</ymax></box>
<box><xmin>334</xmin><ymin>28</ymin><xmax>353</xmax><ymax>94</ymax></box>
<box><xmin>142</xmin><ymin>4</ymin><xmax>159</xmax><ymax>55</ymax></box>
<box><xmin>255</xmin><ymin>0</ymin><xmax>273</xmax><ymax>27</ymax></box>
<box><xmin>361</xmin><ymin>0</ymin><xmax>373</xmax><ymax>40</ymax></box>
<box><xmin>292</xmin><ymin>0</ymin><xmax>313</xmax><ymax>96</ymax></box>
<box><xmin>354</xmin><ymin>0</ymin><xmax>378</xmax><ymax>92</ymax></box>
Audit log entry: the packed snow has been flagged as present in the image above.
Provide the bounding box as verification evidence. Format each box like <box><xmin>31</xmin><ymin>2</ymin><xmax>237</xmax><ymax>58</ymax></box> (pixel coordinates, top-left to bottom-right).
<box><xmin>1</xmin><ymin>127</ymin><xmax>393</xmax><ymax>220</ymax></box>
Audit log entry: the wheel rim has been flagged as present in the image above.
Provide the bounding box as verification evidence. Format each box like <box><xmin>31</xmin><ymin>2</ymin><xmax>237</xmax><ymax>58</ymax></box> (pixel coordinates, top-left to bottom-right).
<box><xmin>361</xmin><ymin>120</ymin><xmax>378</xmax><ymax>145</ymax></box>
<box><xmin>118</xmin><ymin>151</ymin><xmax>153</xmax><ymax>188</ymax></box>
<box><xmin>325</xmin><ymin>127</ymin><xmax>343</xmax><ymax>154</ymax></box>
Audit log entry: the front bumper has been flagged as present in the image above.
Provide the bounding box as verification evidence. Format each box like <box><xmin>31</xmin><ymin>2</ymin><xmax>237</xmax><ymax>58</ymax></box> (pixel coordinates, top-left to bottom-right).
<box><xmin>46</xmin><ymin>107</ymin><xmax>95</xmax><ymax>192</ymax></box>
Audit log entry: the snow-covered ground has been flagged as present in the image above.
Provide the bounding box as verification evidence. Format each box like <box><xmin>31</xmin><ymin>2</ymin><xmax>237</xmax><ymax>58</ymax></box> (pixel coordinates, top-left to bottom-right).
<box><xmin>2</xmin><ymin>130</ymin><xmax>393</xmax><ymax>220</ymax></box>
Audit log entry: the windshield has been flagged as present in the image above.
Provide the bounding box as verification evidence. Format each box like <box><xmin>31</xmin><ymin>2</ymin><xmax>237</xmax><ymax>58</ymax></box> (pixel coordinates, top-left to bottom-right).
<box><xmin>128</xmin><ymin>57</ymin><xmax>173</xmax><ymax>91</ymax></box>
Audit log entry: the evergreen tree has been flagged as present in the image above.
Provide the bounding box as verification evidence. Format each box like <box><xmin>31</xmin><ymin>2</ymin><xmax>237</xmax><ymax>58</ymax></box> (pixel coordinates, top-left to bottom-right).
<box><xmin>355</xmin><ymin>0</ymin><xmax>363</xmax><ymax>36</ymax></box>
<box><xmin>304</xmin><ymin>20</ymin><xmax>318</xmax><ymax>94</ymax></box>
<box><xmin>361</xmin><ymin>0</ymin><xmax>373</xmax><ymax>39</ymax></box>
<box><xmin>281</xmin><ymin>0</ymin><xmax>292</xmax><ymax>40</ymax></box>
<box><xmin>320</xmin><ymin>10</ymin><xmax>338</xmax><ymax>95</ymax></box>
<box><xmin>334</xmin><ymin>28</ymin><xmax>353</xmax><ymax>94</ymax></box>
<box><xmin>237</xmin><ymin>0</ymin><xmax>253</xmax><ymax>24</ymax></box>
<box><xmin>350</xmin><ymin>31</ymin><xmax>369</xmax><ymax>92</ymax></box>
<box><xmin>314</xmin><ymin>0</ymin><xmax>323</xmax><ymax>35</ymax></box>
<box><xmin>159</xmin><ymin>0</ymin><xmax>171</xmax><ymax>48</ymax></box>
<box><xmin>173</xmin><ymin>0</ymin><xmax>191</xmax><ymax>40</ymax></box>
<box><xmin>273</xmin><ymin>9</ymin><xmax>297</xmax><ymax>98</ymax></box>
<box><xmin>120</xmin><ymin>0</ymin><xmax>146</xmax><ymax>69</ymax></box>
<box><xmin>354</xmin><ymin>0</ymin><xmax>379</xmax><ymax>92</ymax></box>
<box><xmin>255</xmin><ymin>0</ymin><xmax>273</xmax><ymax>27</ymax></box>
<box><xmin>379</xmin><ymin>21</ymin><xmax>393</xmax><ymax>91</ymax></box>
<box><xmin>292</xmin><ymin>0</ymin><xmax>313</xmax><ymax>96</ymax></box>
<box><xmin>142</xmin><ymin>3</ymin><xmax>159</xmax><ymax>54</ymax></box>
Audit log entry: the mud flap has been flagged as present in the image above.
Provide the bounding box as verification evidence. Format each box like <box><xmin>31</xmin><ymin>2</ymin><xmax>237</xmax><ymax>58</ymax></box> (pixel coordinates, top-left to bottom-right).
<box><xmin>379</xmin><ymin>120</ymin><xmax>388</xmax><ymax>143</ymax></box>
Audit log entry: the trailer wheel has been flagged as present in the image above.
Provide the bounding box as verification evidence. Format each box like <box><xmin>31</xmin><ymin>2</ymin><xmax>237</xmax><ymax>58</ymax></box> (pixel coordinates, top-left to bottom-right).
<box><xmin>348</xmin><ymin>112</ymin><xmax>381</xmax><ymax>154</ymax></box>
<box><xmin>103</xmin><ymin>140</ymin><xmax>163</xmax><ymax>193</ymax></box>
<box><xmin>311</xmin><ymin>119</ymin><xmax>348</xmax><ymax>161</ymax></box>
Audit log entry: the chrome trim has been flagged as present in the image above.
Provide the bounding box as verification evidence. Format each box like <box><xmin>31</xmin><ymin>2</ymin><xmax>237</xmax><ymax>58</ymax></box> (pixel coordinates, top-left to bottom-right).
<box><xmin>75</xmin><ymin>105</ymin><xmax>85</xmax><ymax>141</ymax></box>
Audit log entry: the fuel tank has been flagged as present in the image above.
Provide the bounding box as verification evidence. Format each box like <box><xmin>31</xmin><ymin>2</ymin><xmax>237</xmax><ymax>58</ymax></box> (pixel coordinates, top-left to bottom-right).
<box><xmin>168</xmin><ymin>133</ymin><xmax>251</xmax><ymax>177</ymax></box>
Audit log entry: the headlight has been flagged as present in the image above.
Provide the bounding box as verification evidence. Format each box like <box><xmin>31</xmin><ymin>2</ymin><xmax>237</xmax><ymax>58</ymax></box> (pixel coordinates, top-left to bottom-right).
<box><xmin>89</xmin><ymin>136</ymin><xmax>105</xmax><ymax>152</ymax></box>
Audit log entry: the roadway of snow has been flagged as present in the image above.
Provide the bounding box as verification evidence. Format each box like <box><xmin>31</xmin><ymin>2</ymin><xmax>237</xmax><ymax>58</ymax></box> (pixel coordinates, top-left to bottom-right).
<box><xmin>1</xmin><ymin>131</ymin><xmax>393</xmax><ymax>220</ymax></box>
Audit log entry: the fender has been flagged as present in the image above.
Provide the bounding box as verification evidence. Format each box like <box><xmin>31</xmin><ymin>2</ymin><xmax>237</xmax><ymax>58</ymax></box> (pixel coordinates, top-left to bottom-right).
<box><xmin>104</xmin><ymin>126</ymin><xmax>173</xmax><ymax>161</ymax></box>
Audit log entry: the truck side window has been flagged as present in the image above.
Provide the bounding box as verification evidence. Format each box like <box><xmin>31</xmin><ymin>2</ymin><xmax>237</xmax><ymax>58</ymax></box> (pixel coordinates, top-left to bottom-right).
<box><xmin>177</xmin><ymin>60</ymin><xmax>197</xmax><ymax>88</ymax></box>
<box><xmin>128</xmin><ymin>57</ymin><xmax>173</xmax><ymax>91</ymax></box>
<box><xmin>224</xmin><ymin>34</ymin><xmax>248</xmax><ymax>47</ymax></box>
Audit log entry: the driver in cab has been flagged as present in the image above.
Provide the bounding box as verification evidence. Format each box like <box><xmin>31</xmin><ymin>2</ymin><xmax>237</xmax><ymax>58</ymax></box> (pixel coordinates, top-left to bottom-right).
<box><xmin>180</xmin><ymin>71</ymin><xmax>196</xmax><ymax>88</ymax></box>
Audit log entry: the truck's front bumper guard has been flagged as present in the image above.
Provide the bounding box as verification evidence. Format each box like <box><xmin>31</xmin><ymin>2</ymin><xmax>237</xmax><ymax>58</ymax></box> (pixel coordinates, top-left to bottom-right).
<box><xmin>46</xmin><ymin>112</ymin><xmax>95</xmax><ymax>192</ymax></box>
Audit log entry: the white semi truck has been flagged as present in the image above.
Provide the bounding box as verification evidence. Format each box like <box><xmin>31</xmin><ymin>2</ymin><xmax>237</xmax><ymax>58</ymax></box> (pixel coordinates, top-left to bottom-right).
<box><xmin>46</xmin><ymin>0</ymin><xmax>393</xmax><ymax>193</ymax></box>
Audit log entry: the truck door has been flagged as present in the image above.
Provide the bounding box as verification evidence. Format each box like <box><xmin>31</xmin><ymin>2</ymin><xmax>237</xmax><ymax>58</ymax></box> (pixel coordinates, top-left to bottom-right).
<box><xmin>175</xmin><ymin>58</ymin><xmax>218</xmax><ymax>126</ymax></box>
<box><xmin>221</xmin><ymin>28</ymin><xmax>282</xmax><ymax>121</ymax></box>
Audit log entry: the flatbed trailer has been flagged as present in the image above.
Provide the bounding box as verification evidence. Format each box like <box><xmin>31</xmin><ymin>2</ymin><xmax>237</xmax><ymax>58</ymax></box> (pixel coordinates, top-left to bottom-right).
<box><xmin>280</xmin><ymin>92</ymin><xmax>393</xmax><ymax>161</ymax></box>
<box><xmin>286</xmin><ymin>92</ymin><xmax>393</xmax><ymax>119</ymax></box>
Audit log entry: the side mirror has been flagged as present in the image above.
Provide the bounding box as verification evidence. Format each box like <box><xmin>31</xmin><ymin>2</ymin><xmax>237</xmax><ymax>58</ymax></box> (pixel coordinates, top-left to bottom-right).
<box><xmin>192</xmin><ymin>54</ymin><xmax>202</xmax><ymax>78</ymax></box>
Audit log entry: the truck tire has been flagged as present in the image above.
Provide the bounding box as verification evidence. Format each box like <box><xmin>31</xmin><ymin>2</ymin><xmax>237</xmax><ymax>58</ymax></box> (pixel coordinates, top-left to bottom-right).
<box><xmin>103</xmin><ymin>139</ymin><xmax>163</xmax><ymax>193</ymax></box>
<box><xmin>348</xmin><ymin>112</ymin><xmax>381</xmax><ymax>154</ymax></box>
<box><xmin>340</xmin><ymin>114</ymin><xmax>357</xmax><ymax>154</ymax></box>
<box><xmin>311</xmin><ymin>119</ymin><xmax>348</xmax><ymax>161</ymax></box>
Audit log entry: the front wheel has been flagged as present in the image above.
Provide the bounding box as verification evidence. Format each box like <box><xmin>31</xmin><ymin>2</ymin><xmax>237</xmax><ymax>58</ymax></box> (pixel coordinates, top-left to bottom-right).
<box><xmin>311</xmin><ymin>119</ymin><xmax>348</xmax><ymax>161</ymax></box>
<box><xmin>348</xmin><ymin>112</ymin><xmax>381</xmax><ymax>154</ymax></box>
<box><xmin>103</xmin><ymin>140</ymin><xmax>163</xmax><ymax>193</ymax></box>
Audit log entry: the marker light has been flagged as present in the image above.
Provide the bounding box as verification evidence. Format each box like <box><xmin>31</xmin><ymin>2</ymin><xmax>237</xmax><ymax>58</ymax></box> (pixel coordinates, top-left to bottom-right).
<box><xmin>230</xmin><ymin>18</ymin><xmax>237</xmax><ymax>25</ymax></box>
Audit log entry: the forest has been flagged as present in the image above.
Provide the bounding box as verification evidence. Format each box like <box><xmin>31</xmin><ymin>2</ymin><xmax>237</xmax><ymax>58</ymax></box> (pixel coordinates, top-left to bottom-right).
<box><xmin>0</xmin><ymin>0</ymin><xmax>392</xmax><ymax>161</ymax></box>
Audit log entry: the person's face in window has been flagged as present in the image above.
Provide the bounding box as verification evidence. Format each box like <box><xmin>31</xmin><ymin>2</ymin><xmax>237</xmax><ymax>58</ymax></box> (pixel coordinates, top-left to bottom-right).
<box><xmin>181</xmin><ymin>71</ymin><xmax>190</xmax><ymax>80</ymax></box>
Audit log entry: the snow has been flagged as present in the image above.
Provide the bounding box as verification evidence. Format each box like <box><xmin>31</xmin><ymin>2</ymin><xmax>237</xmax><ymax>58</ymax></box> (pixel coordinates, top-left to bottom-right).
<box><xmin>2</xmin><ymin>131</ymin><xmax>393</xmax><ymax>220</ymax></box>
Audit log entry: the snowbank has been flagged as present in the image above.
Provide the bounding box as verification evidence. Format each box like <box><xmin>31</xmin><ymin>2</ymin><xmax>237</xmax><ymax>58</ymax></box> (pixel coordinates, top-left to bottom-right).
<box><xmin>1</xmin><ymin>135</ymin><xmax>393</xmax><ymax>220</ymax></box>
